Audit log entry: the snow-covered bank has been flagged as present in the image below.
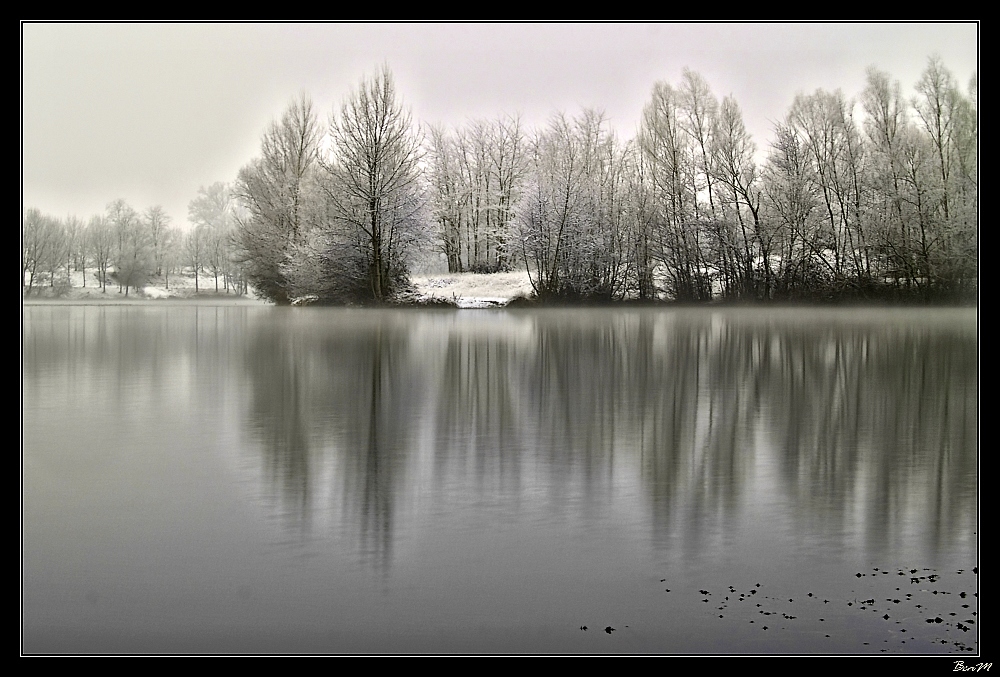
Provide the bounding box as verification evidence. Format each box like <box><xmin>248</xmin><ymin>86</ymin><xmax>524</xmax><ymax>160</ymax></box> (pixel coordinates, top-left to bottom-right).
<box><xmin>22</xmin><ymin>269</ymin><xmax>537</xmax><ymax>308</ymax></box>
<box><xmin>409</xmin><ymin>271</ymin><xmax>533</xmax><ymax>308</ymax></box>
<box><xmin>22</xmin><ymin>269</ymin><xmax>268</xmax><ymax>305</ymax></box>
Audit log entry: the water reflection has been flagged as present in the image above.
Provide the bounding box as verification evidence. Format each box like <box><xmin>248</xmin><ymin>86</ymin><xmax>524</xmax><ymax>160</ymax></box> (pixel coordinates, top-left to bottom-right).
<box><xmin>241</xmin><ymin>312</ymin><xmax>424</xmax><ymax>571</ymax></box>
<box><xmin>220</xmin><ymin>308</ymin><xmax>977</xmax><ymax>570</ymax></box>
<box><xmin>22</xmin><ymin>305</ymin><xmax>977</xmax><ymax>652</ymax></box>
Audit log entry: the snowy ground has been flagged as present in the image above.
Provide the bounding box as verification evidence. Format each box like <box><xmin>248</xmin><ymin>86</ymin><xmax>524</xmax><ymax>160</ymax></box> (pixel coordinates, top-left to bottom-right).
<box><xmin>22</xmin><ymin>268</ymin><xmax>536</xmax><ymax>308</ymax></box>
<box><xmin>22</xmin><ymin>269</ymin><xmax>268</xmax><ymax>305</ymax></box>
<box><xmin>410</xmin><ymin>271</ymin><xmax>534</xmax><ymax>308</ymax></box>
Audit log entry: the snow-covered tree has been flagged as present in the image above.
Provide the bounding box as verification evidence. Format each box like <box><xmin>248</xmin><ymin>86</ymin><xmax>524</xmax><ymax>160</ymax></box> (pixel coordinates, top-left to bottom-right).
<box><xmin>322</xmin><ymin>65</ymin><xmax>426</xmax><ymax>303</ymax></box>
<box><xmin>234</xmin><ymin>93</ymin><xmax>324</xmax><ymax>304</ymax></box>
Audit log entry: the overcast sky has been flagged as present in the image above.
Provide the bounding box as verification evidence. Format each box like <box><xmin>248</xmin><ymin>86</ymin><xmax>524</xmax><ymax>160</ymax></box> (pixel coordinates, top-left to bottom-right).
<box><xmin>21</xmin><ymin>22</ymin><xmax>978</xmax><ymax>230</ymax></box>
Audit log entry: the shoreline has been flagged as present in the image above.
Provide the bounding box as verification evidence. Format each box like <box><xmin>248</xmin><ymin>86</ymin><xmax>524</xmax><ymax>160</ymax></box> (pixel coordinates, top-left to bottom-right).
<box><xmin>20</xmin><ymin>271</ymin><xmax>977</xmax><ymax>309</ymax></box>
<box><xmin>21</xmin><ymin>295</ymin><xmax>978</xmax><ymax>310</ymax></box>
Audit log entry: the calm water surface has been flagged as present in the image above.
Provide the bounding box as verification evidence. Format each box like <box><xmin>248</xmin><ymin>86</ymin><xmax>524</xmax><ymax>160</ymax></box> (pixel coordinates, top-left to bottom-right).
<box><xmin>22</xmin><ymin>305</ymin><xmax>978</xmax><ymax>654</ymax></box>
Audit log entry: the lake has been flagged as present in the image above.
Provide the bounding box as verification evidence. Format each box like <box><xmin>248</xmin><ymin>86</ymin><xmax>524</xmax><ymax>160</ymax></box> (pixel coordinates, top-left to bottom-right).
<box><xmin>21</xmin><ymin>305</ymin><xmax>978</xmax><ymax>654</ymax></box>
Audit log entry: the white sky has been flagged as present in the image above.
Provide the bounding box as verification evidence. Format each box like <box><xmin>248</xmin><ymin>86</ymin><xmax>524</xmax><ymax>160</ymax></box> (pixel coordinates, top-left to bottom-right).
<box><xmin>22</xmin><ymin>22</ymin><xmax>978</xmax><ymax>230</ymax></box>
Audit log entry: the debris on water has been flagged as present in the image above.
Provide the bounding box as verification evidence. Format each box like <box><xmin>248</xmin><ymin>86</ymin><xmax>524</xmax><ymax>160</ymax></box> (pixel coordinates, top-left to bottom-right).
<box><xmin>655</xmin><ymin>564</ymin><xmax>976</xmax><ymax>653</ymax></box>
<box><xmin>580</xmin><ymin>625</ymin><xmax>587</xmax><ymax>631</ymax></box>
<box><xmin>604</xmin><ymin>626</ymin><xmax>615</xmax><ymax>634</ymax></box>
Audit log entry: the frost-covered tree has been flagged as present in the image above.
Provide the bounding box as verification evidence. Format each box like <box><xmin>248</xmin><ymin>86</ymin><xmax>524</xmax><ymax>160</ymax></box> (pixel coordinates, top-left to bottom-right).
<box><xmin>160</xmin><ymin>226</ymin><xmax>183</xmax><ymax>291</ymax></box>
<box><xmin>517</xmin><ymin>110</ymin><xmax>631</xmax><ymax>300</ymax></box>
<box><xmin>88</xmin><ymin>214</ymin><xmax>115</xmax><ymax>292</ymax></box>
<box><xmin>145</xmin><ymin>205</ymin><xmax>171</xmax><ymax>278</ymax></box>
<box><xmin>710</xmin><ymin>96</ymin><xmax>765</xmax><ymax>298</ymax></box>
<box><xmin>23</xmin><ymin>208</ymin><xmax>57</xmax><ymax>293</ymax></box>
<box><xmin>64</xmin><ymin>216</ymin><xmax>85</xmax><ymax>286</ymax></box>
<box><xmin>322</xmin><ymin>65</ymin><xmax>426</xmax><ymax>303</ymax></box>
<box><xmin>235</xmin><ymin>93</ymin><xmax>324</xmax><ymax>304</ymax></box>
<box><xmin>640</xmin><ymin>80</ymin><xmax>710</xmax><ymax>300</ymax></box>
<box><xmin>106</xmin><ymin>199</ymin><xmax>150</xmax><ymax>295</ymax></box>
<box><xmin>426</xmin><ymin>115</ymin><xmax>526</xmax><ymax>273</ymax></box>
<box><xmin>190</xmin><ymin>182</ymin><xmax>236</xmax><ymax>292</ymax></box>
<box><xmin>912</xmin><ymin>55</ymin><xmax>978</xmax><ymax>294</ymax></box>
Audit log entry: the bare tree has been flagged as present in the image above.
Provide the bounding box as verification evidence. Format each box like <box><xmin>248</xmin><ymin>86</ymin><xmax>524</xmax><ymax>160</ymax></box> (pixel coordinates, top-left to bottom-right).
<box><xmin>640</xmin><ymin>81</ymin><xmax>709</xmax><ymax>300</ymax></box>
<box><xmin>106</xmin><ymin>199</ymin><xmax>151</xmax><ymax>296</ymax></box>
<box><xmin>45</xmin><ymin>217</ymin><xmax>68</xmax><ymax>288</ymax></box>
<box><xmin>711</xmin><ymin>96</ymin><xmax>765</xmax><ymax>297</ymax></box>
<box><xmin>234</xmin><ymin>93</ymin><xmax>323</xmax><ymax>304</ymax></box>
<box><xmin>679</xmin><ymin>68</ymin><xmax>720</xmax><ymax>221</ymax></box>
<box><xmin>189</xmin><ymin>183</ymin><xmax>235</xmax><ymax>292</ymax></box>
<box><xmin>185</xmin><ymin>225</ymin><xmax>208</xmax><ymax>293</ymax></box>
<box><xmin>517</xmin><ymin>110</ymin><xmax>630</xmax><ymax>300</ymax></box>
<box><xmin>862</xmin><ymin>66</ymin><xmax>910</xmax><ymax>286</ymax></box>
<box><xmin>426</xmin><ymin>123</ymin><xmax>466</xmax><ymax>272</ymax></box>
<box><xmin>22</xmin><ymin>208</ymin><xmax>58</xmax><ymax>294</ymax></box>
<box><xmin>912</xmin><ymin>56</ymin><xmax>977</xmax><ymax>294</ymax></box>
<box><xmin>323</xmin><ymin>64</ymin><xmax>425</xmax><ymax>303</ymax></box>
<box><xmin>425</xmin><ymin>115</ymin><xmax>526</xmax><ymax>274</ymax></box>
<box><xmin>160</xmin><ymin>226</ymin><xmax>183</xmax><ymax>291</ymax></box>
<box><xmin>488</xmin><ymin>114</ymin><xmax>527</xmax><ymax>271</ymax></box>
<box><xmin>64</xmin><ymin>215</ymin><xmax>84</xmax><ymax>286</ymax></box>
<box><xmin>145</xmin><ymin>205</ymin><xmax>171</xmax><ymax>278</ymax></box>
<box><xmin>88</xmin><ymin>214</ymin><xmax>115</xmax><ymax>292</ymax></box>
<box><xmin>760</xmin><ymin>122</ymin><xmax>821</xmax><ymax>298</ymax></box>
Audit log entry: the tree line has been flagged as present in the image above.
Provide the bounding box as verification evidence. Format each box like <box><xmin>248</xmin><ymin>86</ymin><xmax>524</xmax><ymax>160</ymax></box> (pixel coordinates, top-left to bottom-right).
<box><xmin>24</xmin><ymin>57</ymin><xmax>977</xmax><ymax>304</ymax></box>
<box><xmin>502</xmin><ymin>59</ymin><xmax>977</xmax><ymax>302</ymax></box>
<box><xmin>22</xmin><ymin>185</ymin><xmax>248</xmax><ymax>297</ymax></box>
